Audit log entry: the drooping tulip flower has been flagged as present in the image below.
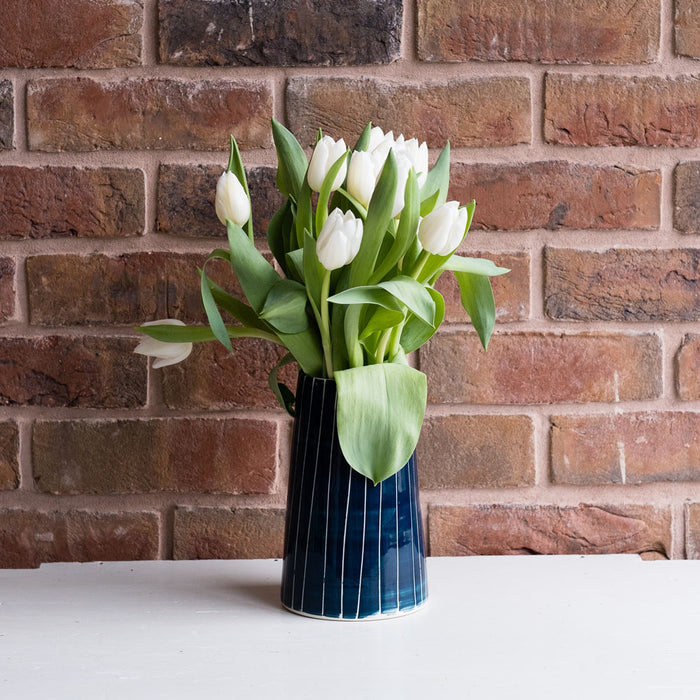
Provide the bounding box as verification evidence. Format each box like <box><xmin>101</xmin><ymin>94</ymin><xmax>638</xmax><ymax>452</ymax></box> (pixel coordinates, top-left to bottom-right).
<box><xmin>417</xmin><ymin>201</ymin><xmax>469</xmax><ymax>256</ymax></box>
<box><xmin>316</xmin><ymin>208</ymin><xmax>364</xmax><ymax>271</ymax></box>
<box><xmin>133</xmin><ymin>319</ymin><xmax>193</xmax><ymax>368</ymax></box>
<box><xmin>308</xmin><ymin>135</ymin><xmax>348</xmax><ymax>192</ymax></box>
<box><xmin>215</xmin><ymin>171</ymin><xmax>251</xmax><ymax>227</ymax></box>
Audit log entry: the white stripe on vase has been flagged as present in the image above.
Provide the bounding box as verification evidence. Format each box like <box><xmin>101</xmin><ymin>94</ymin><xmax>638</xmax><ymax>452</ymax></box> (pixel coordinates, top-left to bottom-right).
<box><xmin>321</xmin><ymin>398</ymin><xmax>335</xmax><ymax>617</ymax></box>
<box><xmin>395</xmin><ymin>471</ymin><xmax>400</xmax><ymax>610</ymax></box>
<box><xmin>407</xmin><ymin>457</ymin><xmax>417</xmax><ymax>607</ymax></box>
<box><xmin>339</xmin><ymin>464</ymin><xmax>352</xmax><ymax>618</ymax></box>
<box><xmin>355</xmin><ymin>478</ymin><xmax>368</xmax><ymax>619</ymax></box>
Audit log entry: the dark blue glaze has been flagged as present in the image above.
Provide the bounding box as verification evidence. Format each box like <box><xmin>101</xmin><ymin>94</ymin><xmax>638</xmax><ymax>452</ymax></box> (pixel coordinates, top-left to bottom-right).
<box><xmin>281</xmin><ymin>372</ymin><xmax>428</xmax><ymax>619</ymax></box>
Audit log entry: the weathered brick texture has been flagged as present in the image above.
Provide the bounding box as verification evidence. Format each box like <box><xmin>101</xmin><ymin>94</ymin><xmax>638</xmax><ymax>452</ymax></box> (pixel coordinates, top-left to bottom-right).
<box><xmin>173</xmin><ymin>507</ymin><xmax>285</xmax><ymax>560</ymax></box>
<box><xmin>0</xmin><ymin>422</ymin><xmax>19</xmax><ymax>491</ymax></box>
<box><xmin>0</xmin><ymin>0</ymin><xmax>142</xmax><ymax>68</ymax></box>
<box><xmin>26</xmin><ymin>253</ymin><xmax>240</xmax><ymax>326</ymax></box>
<box><xmin>676</xmin><ymin>0</ymin><xmax>700</xmax><ymax>58</ymax></box>
<box><xmin>27</xmin><ymin>78</ymin><xmax>272</xmax><ymax>152</ymax></box>
<box><xmin>418</xmin><ymin>0</ymin><xmax>660</xmax><ymax>64</ymax></box>
<box><xmin>551</xmin><ymin>412</ymin><xmax>700</xmax><ymax>485</ymax></box>
<box><xmin>435</xmin><ymin>252</ymin><xmax>529</xmax><ymax>323</ymax></box>
<box><xmin>450</xmin><ymin>162</ymin><xmax>660</xmax><ymax>231</ymax></box>
<box><xmin>421</xmin><ymin>332</ymin><xmax>662</xmax><ymax>404</ymax></box>
<box><xmin>0</xmin><ymin>167</ymin><xmax>144</xmax><ymax>239</ymax></box>
<box><xmin>159</xmin><ymin>0</ymin><xmax>402</xmax><ymax>66</ymax></box>
<box><xmin>545</xmin><ymin>248</ymin><xmax>700</xmax><ymax>322</ymax></box>
<box><xmin>429</xmin><ymin>504</ymin><xmax>671</xmax><ymax>557</ymax></box>
<box><xmin>162</xmin><ymin>340</ymin><xmax>297</xmax><ymax>411</ymax></box>
<box><xmin>157</xmin><ymin>164</ymin><xmax>281</xmax><ymax>239</ymax></box>
<box><xmin>0</xmin><ymin>80</ymin><xmax>12</xmax><ymax>150</ymax></box>
<box><xmin>685</xmin><ymin>504</ymin><xmax>700</xmax><ymax>559</ymax></box>
<box><xmin>286</xmin><ymin>77</ymin><xmax>531</xmax><ymax>148</ymax></box>
<box><xmin>0</xmin><ymin>258</ymin><xmax>14</xmax><ymax>323</ymax></box>
<box><xmin>674</xmin><ymin>162</ymin><xmax>700</xmax><ymax>234</ymax></box>
<box><xmin>33</xmin><ymin>417</ymin><xmax>278</xmax><ymax>495</ymax></box>
<box><xmin>0</xmin><ymin>510</ymin><xmax>159</xmax><ymax>568</ymax></box>
<box><xmin>417</xmin><ymin>414</ymin><xmax>534</xmax><ymax>489</ymax></box>
<box><xmin>677</xmin><ymin>335</ymin><xmax>700</xmax><ymax>400</ymax></box>
<box><xmin>0</xmin><ymin>336</ymin><xmax>146</xmax><ymax>408</ymax></box>
<box><xmin>545</xmin><ymin>74</ymin><xmax>700</xmax><ymax>147</ymax></box>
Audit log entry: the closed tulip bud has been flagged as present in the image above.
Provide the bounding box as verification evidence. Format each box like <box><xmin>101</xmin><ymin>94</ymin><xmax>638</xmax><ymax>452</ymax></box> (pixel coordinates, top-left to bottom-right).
<box><xmin>133</xmin><ymin>319</ymin><xmax>193</xmax><ymax>369</ymax></box>
<box><xmin>393</xmin><ymin>135</ymin><xmax>429</xmax><ymax>188</ymax></box>
<box><xmin>215</xmin><ymin>170</ymin><xmax>251</xmax><ymax>227</ymax></box>
<box><xmin>417</xmin><ymin>201</ymin><xmax>468</xmax><ymax>256</ymax></box>
<box><xmin>308</xmin><ymin>135</ymin><xmax>348</xmax><ymax>192</ymax></box>
<box><xmin>316</xmin><ymin>208</ymin><xmax>363</xmax><ymax>271</ymax></box>
<box><xmin>347</xmin><ymin>150</ymin><xmax>380</xmax><ymax>208</ymax></box>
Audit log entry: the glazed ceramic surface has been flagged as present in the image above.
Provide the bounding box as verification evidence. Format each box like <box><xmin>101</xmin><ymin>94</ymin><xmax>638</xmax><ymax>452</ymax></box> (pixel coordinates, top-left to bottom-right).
<box><xmin>281</xmin><ymin>372</ymin><xmax>428</xmax><ymax>620</ymax></box>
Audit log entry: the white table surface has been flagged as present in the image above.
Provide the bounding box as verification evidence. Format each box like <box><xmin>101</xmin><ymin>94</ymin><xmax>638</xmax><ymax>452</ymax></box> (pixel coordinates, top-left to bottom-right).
<box><xmin>1</xmin><ymin>555</ymin><xmax>699</xmax><ymax>699</ymax></box>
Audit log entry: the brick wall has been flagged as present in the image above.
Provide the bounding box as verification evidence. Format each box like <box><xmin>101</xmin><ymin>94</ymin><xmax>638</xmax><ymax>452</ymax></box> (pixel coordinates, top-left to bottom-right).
<box><xmin>0</xmin><ymin>0</ymin><xmax>699</xmax><ymax>566</ymax></box>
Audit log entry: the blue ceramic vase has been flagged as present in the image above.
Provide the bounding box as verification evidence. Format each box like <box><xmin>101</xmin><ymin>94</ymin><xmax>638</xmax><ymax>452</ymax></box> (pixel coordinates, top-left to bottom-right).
<box><xmin>281</xmin><ymin>372</ymin><xmax>428</xmax><ymax>620</ymax></box>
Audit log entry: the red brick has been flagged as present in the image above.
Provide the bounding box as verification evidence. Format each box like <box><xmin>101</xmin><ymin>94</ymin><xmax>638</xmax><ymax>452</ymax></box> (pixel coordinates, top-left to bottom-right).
<box><xmin>0</xmin><ymin>336</ymin><xmax>146</xmax><ymax>408</ymax></box>
<box><xmin>545</xmin><ymin>248</ymin><xmax>700</xmax><ymax>321</ymax></box>
<box><xmin>0</xmin><ymin>80</ymin><xmax>11</xmax><ymax>150</ymax></box>
<box><xmin>420</xmin><ymin>331</ymin><xmax>662</xmax><ymax>404</ymax></box>
<box><xmin>450</xmin><ymin>162</ymin><xmax>660</xmax><ymax>231</ymax></box>
<box><xmin>159</xmin><ymin>0</ymin><xmax>402</xmax><ymax>66</ymax></box>
<box><xmin>0</xmin><ymin>421</ymin><xmax>19</xmax><ymax>490</ymax></box>
<box><xmin>418</xmin><ymin>0</ymin><xmax>659</xmax><ymax>64</ymax></box>
<box><xmin>157</xmin><ymin>164</ymin><xmax>281</xmax><ymax>239</ymax></box>
<box><xmin>0</xmin><ymin>257</ymin><xmax>14</xmax><ymax>323</ymax></box>
<box><xmin>676</xmin><ymin>0</ymin><xmax>700</xmax><ymax>58</ymax></box>
<box><xmin>33</xmin><ymin>417</ymin><xmax>278</xmax><ymax>495</ymax></box>
<box><xmin>417</xmin><ymin>414</ymin><xmax>534</xmax><ymax>489</ymax></box>
<box><xmin>435</xmin><ymin>252</ymin><xmax>529</xmax><ymax>323</ymax></box>
<box><xmin>685</xmin><ymin>503</ymin><xmax>700</xmax><ymax>559</ymax></box>
<box><xmin>429</xmin><ymin>503</ymin><xmax>671</xmax><ymax>557</ymax></box>
<box><xmin>27</xmin><ymin>78</ymin><xmax>272</xmax><ymax>152</ymax></box>
<box><xmin>0</xmin><ymin>509</ymin><xmax>159</xmax><ymax>568</ymax></box>
<box><xmin>0</xmin><ymin>167</ymin><xmax>144</xmax><ymax>239</ymax></box>
<box><xmin>546</xmin><ymin>74</ymin><xmax>700</xmax><ymax>147</ymax></box>
<box><xmin>286</xmin><ymin>76</ymin><xmax>531</xmax><ymax>148</ymax></box>
<box><xmin>162</xmin><ymin>339</ymin><xmax>297</xmax><ymax>411</ymax></box>
<box><xmin>173</xmin><ymin>507</ymin><xmax>285</xmax><ymax>560</ymax></box>
<box><xmin>677</xmin><ymin>335</ymin><xmax>700</xmax><ymax>400</ymax></box>
<box><xmin>0</xmin><ymin>0</ymin><xmax>141</xmax><ymax>68</ymax></box>
<box><xmin>674</xmin><ymin>162</ymin><xmax>700</xmax><ymax>234</ymax></box>
<box><xmin>552</xmin><ymin>412</ymin><xmax>700</xmax><ymax>485</ymax></box>
<box><xmin>26</xmin><ymin>253</ymin><xmax>238</xmax><ymax>326</ymax></box>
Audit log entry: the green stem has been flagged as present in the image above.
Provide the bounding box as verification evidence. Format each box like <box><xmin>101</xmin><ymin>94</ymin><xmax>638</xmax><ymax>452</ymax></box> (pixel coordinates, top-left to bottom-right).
<box><xmin>320</xmin><ymin>269</ymin><xmax>334</xmax><ymax>378</ymax></box>
<box><xmin>344</xmin><ymin>305</ymin><xmax>363</xmax><ymax>368</ymax></box>
<box><xmin>410</xmin><ymin>249</ymin><xmax>431</xmax><ymax>282</ymax></box>
<box><xmin>374</xmin><ymin>328</ymin><xmax>391</xmax><ymax>364</ymax></box>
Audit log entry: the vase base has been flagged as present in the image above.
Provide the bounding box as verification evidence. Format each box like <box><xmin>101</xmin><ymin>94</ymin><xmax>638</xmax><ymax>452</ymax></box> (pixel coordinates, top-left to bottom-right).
<box><xmin>281</xmin><ymin>598</ymin><xmax>428</xmax><ymax>622</ymax></box>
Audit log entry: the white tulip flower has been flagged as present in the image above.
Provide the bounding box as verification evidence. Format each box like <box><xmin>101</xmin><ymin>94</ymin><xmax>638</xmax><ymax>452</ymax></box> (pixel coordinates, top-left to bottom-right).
<box><xmin>316</xmin><ymin>208</ymin><xmax>363</xmax><ymax>271</ymax></box>
<box><xmin>417</xmin><ymin>201</ymin><xmax>469</xmax><ymax>256</ymax></box>
<box><xmin>393</xmin><ymin>135</ymin><xmax>429</xmax><ymax>188</ymax></box>
<box><xmin>134</xmin><ymin>319</ymin><xmax>193</xmax><ymax>369</ymax></box>
<box><xmin>308</xmin><ymin>135</ymin><xmax>348</xmax><ymax>192</ymax></box>
<box><xmin>215</xmin><ymin>171</ymin><xmax>251</xmax><ymax>227</ymax></box>
<box><xmin>347</xmin><ymin>150</ymin><xmax>381</xmax><ymax>208</ymax></box>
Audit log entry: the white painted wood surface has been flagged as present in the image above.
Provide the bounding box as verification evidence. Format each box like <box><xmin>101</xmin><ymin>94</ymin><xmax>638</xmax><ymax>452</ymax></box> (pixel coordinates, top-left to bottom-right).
<box><xmin>1</xmin><ymin>555</ymin><xmax>699</xmax><ymax>699</ymax></box>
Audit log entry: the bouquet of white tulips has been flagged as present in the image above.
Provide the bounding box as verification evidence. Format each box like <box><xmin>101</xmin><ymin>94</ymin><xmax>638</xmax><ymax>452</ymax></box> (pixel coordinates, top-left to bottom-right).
<box><xmin>135</xmin><ymin>120</ymin><xmax>508</xmax><ymax>484</ymax></box>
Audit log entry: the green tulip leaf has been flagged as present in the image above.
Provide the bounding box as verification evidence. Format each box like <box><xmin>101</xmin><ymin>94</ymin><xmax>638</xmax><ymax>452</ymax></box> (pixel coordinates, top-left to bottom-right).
<box><xmin>200</xmin><ymin>262</ymin><xmax>233</xmax><ymax>352</ymax></box>
<box><xmin>399</xmin><ymin>287</ymin><xmax>445</xmax><ymax>354</ymax></box>
<box><xmin>419</xmin><ymin>141</ymin><xmax>450</xmax><ymax>208</ymax></box>
<box><xmin>226</xmin><ymin>135</ymin><xmax>254</xmax><ymax>241</ymax></box>
<box><xmin>303</xmin><ymin>229</ymin><xmax>325</xmax><ymax>318</ymax></box>
<box><xmin>267</xmin><ymin>199</ymin><xmax>296</xmax><ymax>278</ymax></box>
<box><xmin>443</xmin><ymin>255</ymin><xmax>510</xmax><ymax>277</ymax></box>
<box><xmin>276</xmin><ymin>328</ymin><xmax>324</xmax><ymax>378</ymax></box>
<box><xmin>268</xmin><ymin>352</ymin><xmax>297</xmax><ymax>416</ymax></box>
<box><xmin>226</xmin><ymin>220</ymin><xmax>281</xmax><ymax>313</ymax></box>
<box><xmin>454</xmin><ymin>271</ymin><xmax>497</xmax><ymax>350</ymax></box>
<box><xmin>259</xmin><ymin>279</ymin><xmax>310</xmax><ymax>334</ymax></box>
<box><xmin>352</xmin><ymin>122</ymin><xmax>373</xmax><ymax>152</ymax></box>
<box><xmin>271</xmin><ymin>118</ymin><xmax>307</xmax><ymax>199</ymax></box>
<box><xmin>316</xmin><ymin>150</ymin><xmax>349</xmax><ymax>234</ymax></box>
<box><xmin>286</xmin><ymin>248</ymin><xmax>305</xmax><ymax>282</ymax></box>
<box><xmin>335</xmin><ymin>364</ymin><xmax>427</xmax><ymax>485</ymax></box>
<box><xmin>359</xmin><ymin>306</ymin><xmax>405</xmax><ymax>339</ymax></box>
<box><xmin>349</xmin><ymin>151</ymin><xmax>398</xmax><ymax>287</ymax></box>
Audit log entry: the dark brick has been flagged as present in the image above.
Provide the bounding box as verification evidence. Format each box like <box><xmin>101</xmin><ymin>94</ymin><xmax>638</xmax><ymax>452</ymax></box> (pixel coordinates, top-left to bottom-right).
<box><xmin>33</xmin><ymin>417</ymin><xmax>278</xmax><ymax>495</ymax></box>
<box><xmin>159</xmin><ymin>0</ymin><xmax>402</xmax><ymax>66</ymax></box>
<box><xmin>0</xmin><ymin>167</ymin><xmax>144</xmax><ymax>239</ymax></box>
<box><xmin>677</xmin><ymin>335</ymin><xmax>700</xmax><ymax>400</ymax></box>
<box><xmin>0</xmin><ymin>257</ymin><xmax>14</xmax><ymax>323</ymax></box>
<box><xmin>157</xmin><ymin>164</ymin><xmax>281</xmax><ymax>239</ymax></box>
<box><xmin>0</xmin><ymin>509</ymin><xmax>159</xmax><ymax>568</ymax></box>
<box><xmin>0</xmin><ymin>422</ymin><xmax>19</xmax><ymax>490</ymax></box>
<box><xmin>0</xmin><ymin>80</ymin><xmax>12</xmax><ymax>150</ymax></box>
<box><xmin>674</xmin><ymin>162</ymin><xmax>700</xmax><ymax>234</ymax></box>
<box><xmin>0</xmin><ymin>336</ymin><xmax>146</xmax><ymax>408</ymax></box>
